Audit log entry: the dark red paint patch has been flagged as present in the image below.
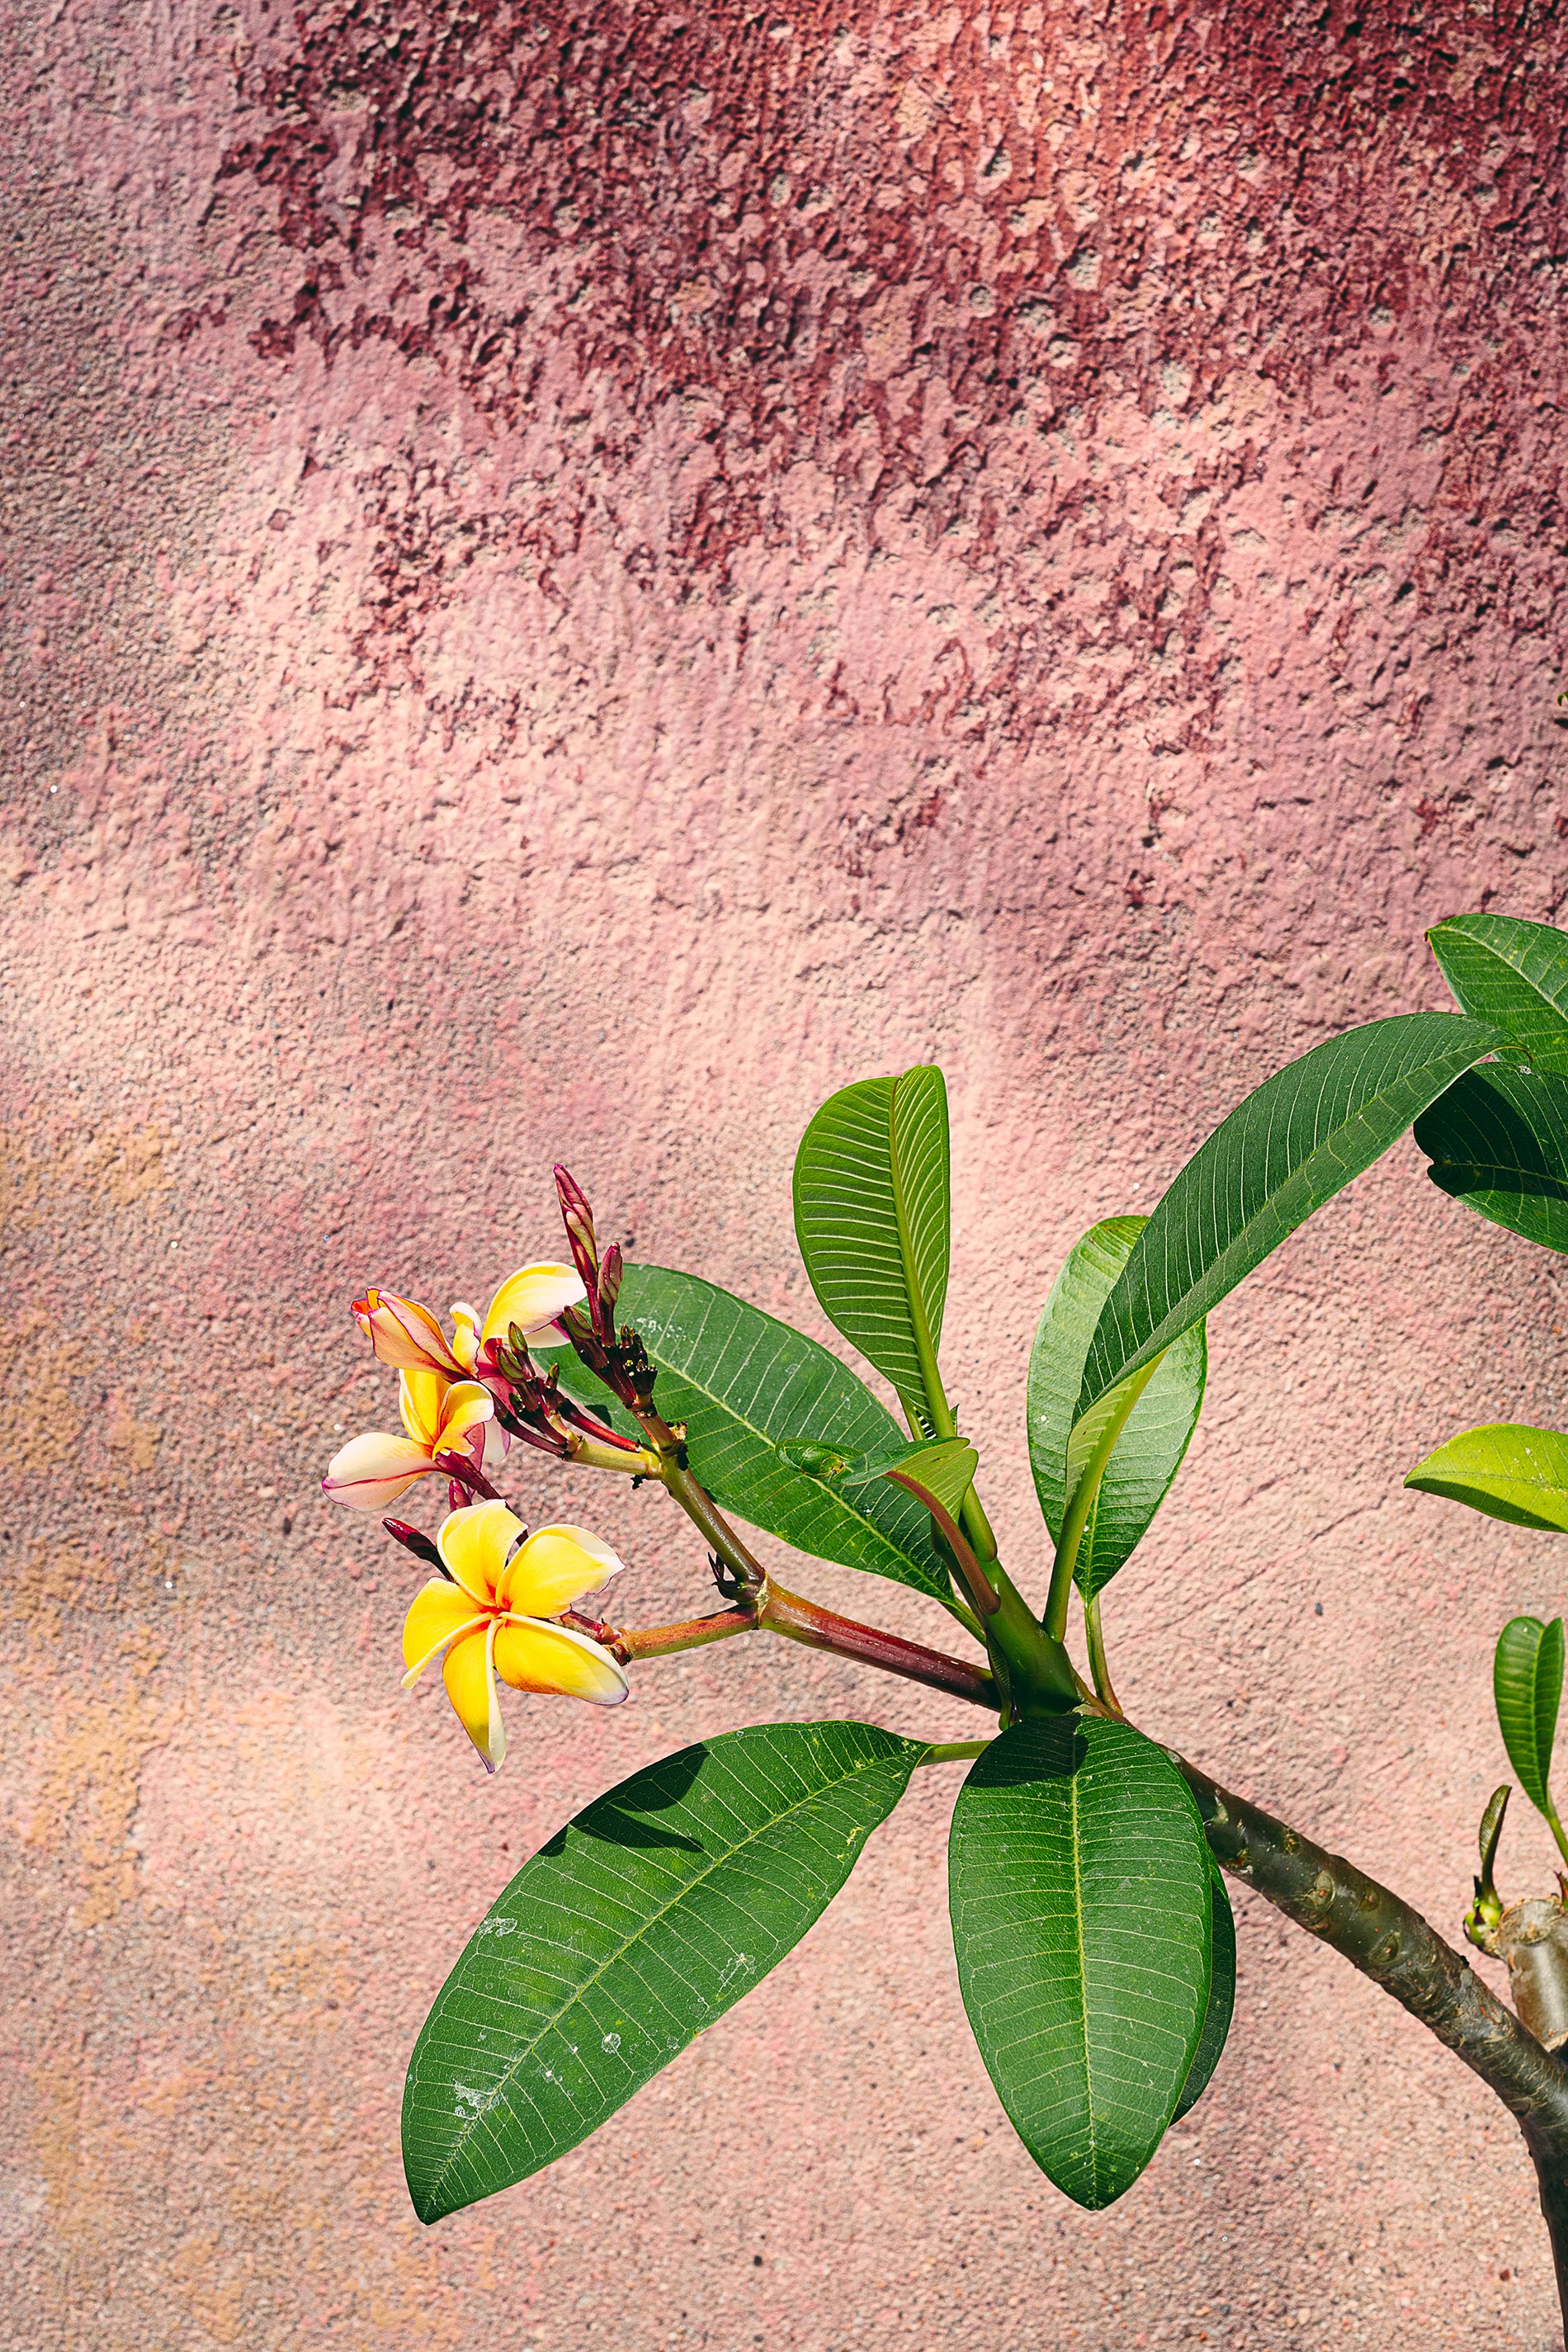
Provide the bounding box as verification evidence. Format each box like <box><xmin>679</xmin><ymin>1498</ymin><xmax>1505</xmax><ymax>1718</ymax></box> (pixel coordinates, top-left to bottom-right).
<box><xmin>217</xmin><ymin>0</ymin><xmax>1568</xmax><ymax>522</ymax></box>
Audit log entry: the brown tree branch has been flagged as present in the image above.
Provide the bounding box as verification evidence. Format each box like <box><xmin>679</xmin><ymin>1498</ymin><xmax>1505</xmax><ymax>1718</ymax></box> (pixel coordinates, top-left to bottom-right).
<box><xmin>1179</xmin><ymin>1757</ymin><xmax>1568</xmax><ymax>2145</ymax></box>
<box><xmin>1178</xmin><ymin>1752</ymin><xmax>1568</xmax><ymax>2337</ymax></box>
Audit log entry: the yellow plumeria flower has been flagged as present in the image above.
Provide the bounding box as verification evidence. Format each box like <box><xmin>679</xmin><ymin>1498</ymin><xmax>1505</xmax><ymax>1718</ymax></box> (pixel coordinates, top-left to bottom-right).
<box><xmin>352</xmin><ymin>1266</ymin><xmax>587</xmax><ymax>1379</ymax></box>
<box><xmin>449</xmin><ymin>1263</ymin><xmax>587</xmax><ymax>1371</ymax></box>
<box><xmin>400</xmin><ymin>1500</ymin><xmax>629</xmax><ymax>1769</ymax></box>
<box><xmin>322</xmin><ymin>1370</ymin><xmax>495</xmax><ymax>1512</ymax></box>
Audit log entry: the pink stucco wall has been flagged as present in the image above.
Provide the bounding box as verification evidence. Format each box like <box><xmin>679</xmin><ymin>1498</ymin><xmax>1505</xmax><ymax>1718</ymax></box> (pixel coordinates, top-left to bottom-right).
<box><xmin>5</xmin><ymin>1</ymin><xmax>1568</xmax><ymax>2344</ymax></box>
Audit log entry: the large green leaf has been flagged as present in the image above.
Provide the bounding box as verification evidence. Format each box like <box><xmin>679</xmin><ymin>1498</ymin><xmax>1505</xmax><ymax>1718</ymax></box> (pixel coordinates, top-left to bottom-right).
<box><xmin>793</xmin><ymin>1067</ymin><xmax>951</xmax><ymax>1429</ymax></box>
<box><xmin>1405</xmin><ymin>1423</ymin><xmax>1568</xmax><ymax>1533</ymax></box>
<box><xmin>404</xmin><ymin>1720</ymin><xmax>923</xmax><ymax>2222</ymax></box>
<box><xmin>553</xmin><ymin>1264</ymin><xmax>954</xmax><ymax>1601</ymax></box>
<box><xmin>1172</xmin><ymin>1852</ymin><xmax>1235</xmax><ymax>2123</ymax></box>
<box><xmin>948</xmin><ymin>1713</ymin><xmax>1211</xmax><ymax>2209</ymax></box>
<box><xmin>1414</xmin><ymin>1065</ymin><xmax>1568</xmax><ymax>1253</ymax></box>
<box><xmin>1493</xmin><ymin>1617</ymin><xmax>1565</xmax><ymax>1820</ymax></box>
<box><xmin>1075</xmin><ymin>1013</ymin><xmax>1500</xmax><ymax>1427</ymax></box>
<box><xmin>1428</xmin><ymin>913</ymin><xmax>1568</xmax><ymax>1073</ymax></box>
<box><xmin>1028</xmin><ymin>1218</ymin><xmax>1207</xmax><ymax>1599</ymax></box>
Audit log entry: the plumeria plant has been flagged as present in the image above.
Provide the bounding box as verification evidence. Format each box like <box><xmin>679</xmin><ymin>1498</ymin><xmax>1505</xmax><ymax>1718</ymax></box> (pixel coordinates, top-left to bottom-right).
<box><xmin>328</xmin><ymin>912</ymin><xmax>1568</xmax><ymax>2330</ymax></box>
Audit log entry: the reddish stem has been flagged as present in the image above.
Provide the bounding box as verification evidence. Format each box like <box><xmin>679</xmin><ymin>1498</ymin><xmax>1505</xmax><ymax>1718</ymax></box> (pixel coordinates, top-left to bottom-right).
<box><xmin>432</xmin><ymin>1451</ymin><xmax>501</xmax><ymax>1501</ymax></box>
<box><xmin>761</xmin><ymin>1581</ymin><xmax>997</xmax><ymax>1709</ymax></box>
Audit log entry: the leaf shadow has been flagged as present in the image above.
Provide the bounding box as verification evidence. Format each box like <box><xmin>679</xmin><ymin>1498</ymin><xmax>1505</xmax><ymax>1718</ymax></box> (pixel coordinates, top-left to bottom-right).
<box><xmin>539</xmin><ymin>1743</ymin><xmax>709</xmax><ymax>1857</ymax></box>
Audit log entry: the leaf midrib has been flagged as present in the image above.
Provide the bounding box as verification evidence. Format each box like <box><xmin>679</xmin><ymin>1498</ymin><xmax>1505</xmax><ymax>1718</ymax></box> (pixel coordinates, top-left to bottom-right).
<box><xmin>1066</xmin><ymin>1763</ymin><xmax>1100</xmax><ymax>2204</ymax></box>
<box><xmin>886</xmin><ymin>1075</ymin><xmax>944</xmax><ymax>1434</ymax></box>
<box><xmin>417</xmin><ymin>1737</ymin><xmax>915</xmax><ymax>2206</ymax></box>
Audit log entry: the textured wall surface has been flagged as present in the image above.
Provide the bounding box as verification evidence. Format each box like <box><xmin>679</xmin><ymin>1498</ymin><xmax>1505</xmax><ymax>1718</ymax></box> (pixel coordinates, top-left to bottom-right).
<box><xmin>5</xmin><ymin>0</ymin><xmax>1568</xmax><ymax>2345</ymax></box>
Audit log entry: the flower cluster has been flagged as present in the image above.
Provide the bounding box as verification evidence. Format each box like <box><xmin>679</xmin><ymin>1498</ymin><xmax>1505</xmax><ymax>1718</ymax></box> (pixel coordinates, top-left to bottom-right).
<box><xmin>324</xmin><ymin>1261</ymin><xmax>590</xmax><ymax>1509</ymax></box>
<box><xmin>324</xmin><ymin>1176</ymin><xmax>645</xmax><ymax>1769</ymax></box>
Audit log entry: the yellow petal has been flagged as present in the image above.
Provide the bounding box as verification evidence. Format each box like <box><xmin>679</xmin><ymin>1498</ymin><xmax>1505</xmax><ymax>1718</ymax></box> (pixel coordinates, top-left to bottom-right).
<box><xmin>438</xmin><ymin>1499</ymin><xmax>525</xmax><ymax>1603</ymax></box>
<box><xmin>399</xmin><ymin>1367</ymin><xmax>448</xmax><ymax>1448</ymax></box>
<box><xmin>479</xmin><ymin>1263</ymin><xmax>588</xmax><ymax>1345</ymax></box>
<box><xmin>449</xmin><ymin>1301</ymin><xmax>481</xmax><ymax>1372</ymax></box>
<box><xmin>433</xmin><ymin>1379</ymin><xmax>495</xmax><ymax>1450</ymax></box>
<box><xmin>498</xmin><ymin>1523</ymin><xmax>625</xmax><ymax>1617</ymax></box>
<box><xmin>322</xmin><ymin>1431</ymin><xmax>435</xmax><ymax>1511</ymax></box>
<box><xmin>493</xmin><ymin>1615</ymin><xmax>630</xmax><ymax>1705</ymax></box>
<box><xmin>352</xmin><ymin>1289</ymin><xmax>466</xmax><ymax>1377</ymax></box>
<box><xmin>401</xmin><ymin>1580</ymin><xmax>489</xmax><ymax>1686</ymax></box>
<box><xmin>443</xmin><ymin>1619</ymin><xmax>506</xmax><ymax>1770</ymax></box>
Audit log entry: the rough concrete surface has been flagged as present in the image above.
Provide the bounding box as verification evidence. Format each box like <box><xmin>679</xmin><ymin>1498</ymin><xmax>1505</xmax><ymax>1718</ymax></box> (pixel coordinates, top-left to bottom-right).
<box><xmin>3</xmin><ymin>0</ymin><xmax>1568</xmax><ymax>2345</ymax></box>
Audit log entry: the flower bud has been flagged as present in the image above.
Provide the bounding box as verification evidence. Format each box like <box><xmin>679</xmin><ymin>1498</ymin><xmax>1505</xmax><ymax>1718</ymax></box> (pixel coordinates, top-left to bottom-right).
<box><xmin>554</xmin><ymin>1164</ymin><xmax>599</xmax><ymax>1296</ymax></box>
<box><xmin>352</xmin><ymin>1288</ymin><xmax>465</xmax><ymax>1377</ymax></box>
<box><xmin>383</xmin><ymin>1518</ymin><xmax>445</xmax><ymax>1571</ymax></box>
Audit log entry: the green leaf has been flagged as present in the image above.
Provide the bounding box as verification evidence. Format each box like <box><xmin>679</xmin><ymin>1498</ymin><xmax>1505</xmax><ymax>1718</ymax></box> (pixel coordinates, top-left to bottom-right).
<box><xmin>793</xmin><ymin>1066</ymin><xmax>952</xmax><ymax>1429</ymax></box>
<box><xmin>948</xmin><ymin>1714</ymin><xmax>1211</xmax><ymax>2209</ymax></box>
<box><xmin>1027</xmin><ymin>1218</ymin><xmax>1207</xmax><ymax>1599</ymax></box>
<box><xmin>841</xmin><ymin>1436</ymin><xmax>980</xmax><ymax>1523</ymax></box>
<box><xmin>1493</xmin><ymin>1617</ymin><xmax>1566</xmax><ymax>1820</ymax></box>
<box><xmin>553</xmin><ymin>1264</ymin><xmax>955</xmax><ymax>1601</ymax></box>
<box><xmin>1075</xmin><ymin>1013</ymin><xmax>1501</xmax><ymax>1428</ymax></box>
<box><xmin>404</xmin><ymin>1720</ymin><xmax>923</xmax><ymax>2222</ymax></box>
<box><xmin>1428</xmin><ymin>913</ymin><xmax>1568</xmax><ymax>1074</ymax></box>
<box><xmin>1405</xmin><ymin>1423</ymin><xmax>1568</xmax><ymax>1533</ymax></box>
<box><xmin>1414</xmin><ymin>1065</ymin><xmax>1568</xmax><ymax>1254</ymax></box>
<box><xmin>1477</xmin><ymin>1783</ymin><xmax>1511</xmax><ymax>1896</ymax></box>
<box><xmin>1172</xmin><ymin>1853</ymin><xmax>1235</xmax><ymax>2123</ymax></box>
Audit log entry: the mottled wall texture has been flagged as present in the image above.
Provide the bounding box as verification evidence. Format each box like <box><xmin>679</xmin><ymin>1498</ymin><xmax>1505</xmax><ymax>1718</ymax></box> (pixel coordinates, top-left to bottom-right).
<box><xmin>4</xmin><ymin>0</ymin><xmax>1568</xmax><ymax>2345</ymax></box>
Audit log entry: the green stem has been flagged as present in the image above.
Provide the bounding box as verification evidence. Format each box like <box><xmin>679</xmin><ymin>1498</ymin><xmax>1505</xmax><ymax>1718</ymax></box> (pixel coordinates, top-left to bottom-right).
<box><xmin>658</xmin><ymin>1456</ymin><xmax>769</xmax><ymax>1599</ymax></box>
<box><xmin>614</xmin><ymin>1608</ymin><xmax>756</xmax><ymax>1661</ymax></box>
<box><xmin>895</xmin><ymin>1346</ymin><xmax>998</xmax><ymax>1566</ymax></box>
<box><xmin>887</xmin><ymin>1467</ymin><xmax>1077</xmax><ymax>1709</ymax></box>
<box><xmin>958</xmin><ymin>1484</ymin><xmax>999</xmax><ymax>1566</ymax></box>
<box><xmin>919</xmin><ymin>1739</ymin><xmax>992</xmax><ymax>1765</ymax></box>
<box><xmin>1544</xmin><ymin>1796</ymin><xmax>1568</xmax><ymax>1875</ymax></box>
<box><xmin>1084</xmin><ymin>1590</ymin><xmax>1122</xmax><ymax>1716</ymax></box>
<box><xmin>986</xmin><ymin>1564</ymin><xmax>1080</xmax><ymax>1711</ymax></box>
<box><xmin>943</xmin><ymin>1593</ymin><xmax>986</xmax><ymax>1643</ymax></box>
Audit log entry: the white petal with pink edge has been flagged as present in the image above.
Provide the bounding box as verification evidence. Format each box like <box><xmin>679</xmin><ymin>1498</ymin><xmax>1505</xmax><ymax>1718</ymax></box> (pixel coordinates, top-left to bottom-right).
<box><xmin>322</xmin><ymin>1431</ymin><xmax>438</xmax><ymax>1512</ymax></box>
